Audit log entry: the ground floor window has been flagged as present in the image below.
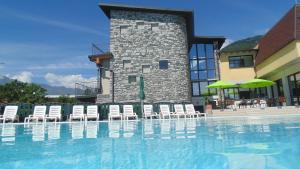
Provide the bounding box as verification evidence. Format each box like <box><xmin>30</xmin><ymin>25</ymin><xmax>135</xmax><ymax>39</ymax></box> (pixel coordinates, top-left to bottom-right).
<box><xmin>288</xmin><ymin>72</ymin><xmax>300</xmax><ymax>105</ymax></box>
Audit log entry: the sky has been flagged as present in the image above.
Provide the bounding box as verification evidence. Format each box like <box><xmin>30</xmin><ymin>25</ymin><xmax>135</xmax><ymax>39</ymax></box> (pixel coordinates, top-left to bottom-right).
<box><xmin>0</xmin><ymin>0</ymin><xmax>296</xmax><ymax>88</ymax></box>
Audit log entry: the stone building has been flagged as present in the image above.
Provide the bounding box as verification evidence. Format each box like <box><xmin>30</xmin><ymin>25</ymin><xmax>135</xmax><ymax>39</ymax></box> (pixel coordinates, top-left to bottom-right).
<box><xmin>91</xmin><ymin>3</ymin><xmax>225</xmax><ymax>108</ymax></box>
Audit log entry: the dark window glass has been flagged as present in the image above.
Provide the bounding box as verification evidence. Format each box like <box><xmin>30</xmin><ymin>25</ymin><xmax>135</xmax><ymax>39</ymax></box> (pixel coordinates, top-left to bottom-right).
<box><xmin>206</xmin><ymin>44</ymin><xmax>214</xmax><ymax>58</ymax></box>
<box><xmin>192</xmin><ymin>82</ymin><xmax>200</xmax><ymax>96</ymax></box>
<box><xmin>190</xmin><ymin>60</ymin><xmax>197</xmax><ymax>70</ymax></box>
<box><xmin>199</xmin><ymin>71</ymin><xmax>207</xmax><ymax>80</ymax></box>
<box><xmin>189</xmin><ymin>45</ymin><xmax>197</xmax><ymax>59</ymax></box>
<box><xmin>229</xmin><ymin>55</ymin><xmax>254</xmax><ymax>68</ymax></box>
<box><xmin>191</xmin><ymin>71</ymin><xmax>199</xmax><ymax>80</ymax></box>
<box><xmin>207</xmin><ymin>59</ymin><xmax>215</xmax><ymax>69</ymax></box>
<box><xmin>128</xmin><ymin>75</ymin><xmax>136</xmax><ymax>83</ymax></box>
<box><xmin>207</xmin><ymin>70</ymin><xmax>215</xmax><ymax>79</ymax></box>
<box><xmin>159</xmin><ymin>60</ymin><xmax>168</xmax><ymax>69</ymax></box>
<box><xmin>197</xmin><ymin>44</ymin><xmax>206</xmax><ymax>58</ymax></box>
<box><xmin>198</xmin><ymin>60</ymin><xmax>206</xmax><ymax>70</ymax></box>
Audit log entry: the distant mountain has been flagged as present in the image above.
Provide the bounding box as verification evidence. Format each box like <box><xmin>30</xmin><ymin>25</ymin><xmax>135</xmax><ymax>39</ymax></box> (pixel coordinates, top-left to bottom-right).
<box><xmin>0</xmin><ymin>76</ymin><xmax>12</xmax><ymax>84</ymax></box>
<box><xmin>0</xmin><ymin>76</ymin><xmax>75</xmax><ymax>95</ymax></box>
<box><xmin>39</xmin><ymin>84</ymin><xmax>75</xmax><ymax>95</ymax></box>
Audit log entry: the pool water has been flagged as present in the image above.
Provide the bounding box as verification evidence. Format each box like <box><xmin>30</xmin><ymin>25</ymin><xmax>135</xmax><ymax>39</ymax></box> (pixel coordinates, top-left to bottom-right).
<box><xmin>1</xmin><ymin>116</ymin><xmax>300</xmax><ymax>169</ymax></box>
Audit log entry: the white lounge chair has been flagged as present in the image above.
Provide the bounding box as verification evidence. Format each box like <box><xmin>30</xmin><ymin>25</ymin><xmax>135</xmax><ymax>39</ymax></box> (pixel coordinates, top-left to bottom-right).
<box><xmin>143</xmin><ymin>105</ymin><xmax>158</xmax><ymax>119</ymax></box>
<box><xmin>159</xmin><ymin>105</ymin><xmax>171</xmax><ymax>119</ymax></box>
<box><xmin>0</xmin><ymin>106</ymin><xmax>18</xmax><ymax>123</ymax></box>
<box><xmin>24</xmin><ymin>105</ymin><xmax>47</xmax><ymax>123</ymax></box>
<box><xmin>69</xmin><ymin>105</ymin><xmax>85</xmax><ymax>122</ymax></box>
<box><xmin>185</xmin><ymin>104</ymin><xmax>207</xmax><ymax>118</ymax></box>
<box><xmin>108</xmin><ymin>105</ymin><xmax>122</xmax><ymax>121</ymax></box>
<box><xmin>173</xmin><ymin>104</ymin><xmax>186</xmax><ymax>119</ymax></box>
<box><xmin>86</xmin><ymin>105</ymin><xmax>99</xmax><ymax>121</ymax></box>
<box><xmin>123</xmin><ymin>105</ymin><xmax>138</xmax><ymax>120</ymax></box>
<box><xmin>45</xmin><ymin>105</ymin><xmax>62</xmax><ymax>122</ymax></box>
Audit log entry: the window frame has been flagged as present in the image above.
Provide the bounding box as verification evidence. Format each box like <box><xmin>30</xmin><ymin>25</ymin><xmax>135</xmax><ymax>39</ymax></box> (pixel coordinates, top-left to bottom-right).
<box><xmin>228</xmin><ymin>55</ymin><xmax>254</xmax><ymax>68</ymax></box>
<box><xmin>159</xmin><ymin>60</ymin><xmax>169</xmax><ymax>70</ymax></box>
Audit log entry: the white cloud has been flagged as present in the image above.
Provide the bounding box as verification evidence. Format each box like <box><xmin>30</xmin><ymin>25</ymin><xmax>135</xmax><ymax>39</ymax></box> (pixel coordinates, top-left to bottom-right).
<box><xmin>221</xmin><ymin>39</ymin><xmax>233</xmax><ymax>49</ymax></box>
<box><xmin>44</xmin><ymin>73</ymin><xmax>97</xmax><ymax>88</ymax></box>
<box><xmin>10</xmin><ymin>71</ymin><xmax>33</xmax><ymax>83</ymax></box>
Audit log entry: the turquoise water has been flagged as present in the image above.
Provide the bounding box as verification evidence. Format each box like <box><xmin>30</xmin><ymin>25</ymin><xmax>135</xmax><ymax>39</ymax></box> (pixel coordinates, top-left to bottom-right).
<box><xmin>1</xmin><ymin>116</ymin><xmax>300</xmax><ymax>169</ymax></box>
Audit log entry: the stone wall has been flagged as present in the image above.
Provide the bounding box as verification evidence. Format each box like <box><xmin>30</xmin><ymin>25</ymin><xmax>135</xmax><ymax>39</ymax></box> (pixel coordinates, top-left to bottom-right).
<box><xmin>109</xmin><ymin>10</ymin><xmax>191</xmax><ymax>103</ymax></box>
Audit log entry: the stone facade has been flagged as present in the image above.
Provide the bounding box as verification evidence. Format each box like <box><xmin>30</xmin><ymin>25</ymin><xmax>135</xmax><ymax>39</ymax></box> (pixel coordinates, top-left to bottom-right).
<box><xmin>108</xmin><ymin>9</ymin><xmax>191</xmax><ymax>103</ymax></box>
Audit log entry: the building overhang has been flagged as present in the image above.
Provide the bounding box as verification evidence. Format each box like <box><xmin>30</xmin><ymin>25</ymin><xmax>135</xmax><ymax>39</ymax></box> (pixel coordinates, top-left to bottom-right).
<box><xmin>88</xmin><ymin>52</ymin><xmax>113</xmax><ymax>65</ymax></box>
<box><xmin>192</xmin><ymin>36</ymin><xmax>226</xmax><ymax>49</ymax></box>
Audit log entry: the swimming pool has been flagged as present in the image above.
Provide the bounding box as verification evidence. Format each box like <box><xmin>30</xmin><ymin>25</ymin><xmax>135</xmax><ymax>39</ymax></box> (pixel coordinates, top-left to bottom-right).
<box><xmin>0</xmin><ymin>116</ymin><xmax>300</xmax><ymax>169</ymax></box>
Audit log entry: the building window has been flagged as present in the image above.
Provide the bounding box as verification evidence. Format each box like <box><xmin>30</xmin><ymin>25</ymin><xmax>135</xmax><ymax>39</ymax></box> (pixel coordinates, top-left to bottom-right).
<box><xmin>159</xmin><ymin>60</ymin><xmax>168</xmax><ymax>69</ymax></box>
<box><xmin>123</xmin><ymin>60</ymin><xmax>131</xmax><ymax>68</ymax></box>
<box><xmin>229</xmin><ymin>55</ymin><xmax>254</xmax><ymax>68</ymax></box>
<box><xmin>120</xmin><ymin>25</ymin><xmax>129</xmax><ymax>34</ymax></box>
<box><xmin>142</xmin><ymin>65</ymin><xmax>151</xmax><ymax>73</ymax></box>
<box><xmin>189</xmin><ymin>43</ymin><xmax>218</xmax><ymax>97</ymax></box>
<box><xmin>128</xmin><ymin>75</ymin><xmax>136</xmax><ymax>83</ymax></box>
<box><xmin>192</xmin><ymin>82</ymin><xmax>200</xmax><ymax>96</ymax></box>
<box><xmin>136</xmin><ymin>22</ymin><xmax>144</xmax><ymax>29</ymax></box>
<box><xmin>151</xmin><ymin>23</ymin><xmax>159</xmax><ymax>31</ymax></box>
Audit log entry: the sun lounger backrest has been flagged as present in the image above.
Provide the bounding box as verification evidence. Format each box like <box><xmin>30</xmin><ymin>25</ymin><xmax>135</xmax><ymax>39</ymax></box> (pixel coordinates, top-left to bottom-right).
<box><xmin>185</xmin><ymin>104</ymin><xmax>196</xmax><ymax>114</ymax></box>
<box><xmin>143</xmin><ymin>105</ymin><xmax>153</xmax><ymax>116</ymax></box>
<box><xmin>3</xmin><ymin>106</ymin><xmax>18</xmax><ymax>118</ymax></box>
<box><xmin>33</xmin><ymin>106</ymin><xmax>46</xmax><ymax>117</ymax></box>
<box><xmin>48</xmin><ymin>105</ymin><xmax>61</xmax><ymax>118</ymax></box>
<box><xmin>160</xmin><ymin>105</ymin><xmax>170</xmax><ymax>115</ymax></box>
<box><xmin>123</xmin><ymin>105</ymin><xmax>134</xmax><ymax>116</ymax></box>
<box><xmin>174</xmin><ymin>104</ymin><xmax>184</xmax><ymax>114</ymax></box>
<box><xmin>109</xmin><ymin>105</ymin><xmax>120</xmax><ymax>116</ymax></box>
<box><xmin>87</xmin><ymin>105</ymin><xmax>98</xmax><ymax>117</ymax></box>
<box><xmin>72</xmin><ymin>105</ymin><xmax>84</xmax><ymax>117</ymax></box>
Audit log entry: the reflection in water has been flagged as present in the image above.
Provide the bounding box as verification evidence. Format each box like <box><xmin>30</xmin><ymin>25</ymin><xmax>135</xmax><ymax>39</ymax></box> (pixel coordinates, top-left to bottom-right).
<box><xmin>175</xmin><ymin>120</ymin><xmax>185</xmax><ymax>139</ymax></box>
<box><xmin>32</xmin><ymin>124</ymin><xmax>45</xmax><ymax>142</ymax></box>
<box><xmin>86</xmin><ymin>122</ymin><xmax>98</xmax><ymax>139</ymax></box>
<box><xmin>1</xmin><ymin>124</ymin><xmax>16</xmax><ymax>144</ymax></box>
<box><xmin>109</xmin><ymin>121</ymin><xmax>121</xmax><ymax>138</ymax></box>
<box><xmin>71</xmin><ymin>122</ymin><xmax>84</xmax><ymax>139</ymax></box>
<box><xmin>47</xmin><ymin>123</ymin><xmax>60</xmax><ymax>140</ymax></box>
<box><xmin>2</xmin><ymin>117</ymin><xmax>300</xmax><ymax>169</ymax></box>
<box><xmin>123</xmin><ymin>121</ymin><xmax>137</xmax><ymax>138</ymax></box>
<box><xmin>143</xmin><ymin>120</ymin><xmax>154</xmax><ymax>139</ymax></box>
<box><xmin>186</xmin><ymin>119</ymin><xmax>196</xmax><ymax>138</ymax></box>
<box><xmin>160</xmin><ymin>120</ymin><xmax>171</xmax><ymax>139</ymax></box>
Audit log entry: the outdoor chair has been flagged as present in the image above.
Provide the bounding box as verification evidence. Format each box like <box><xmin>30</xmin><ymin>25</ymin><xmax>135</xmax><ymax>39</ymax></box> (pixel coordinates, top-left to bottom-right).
<box><xmin>0</xmin><ymin>106</ymin><xmax>19</xmax><ymax>123</ymax></box>
<box><xmin>159</xmin><ymin>105</ymin><xmax>171</xmax><ymax>119</ymax></box>
<box><xmin>108</xmin><ymin>105</ymin><xmax>122</xmax><ymax>121</ymax></box>
<box><xmin>185</xmin><ymin>104</ymin><xmax>207</xmax><ymax>118</ymax></box>
<box><xmin>86</xmin><ymin>105</ymin><xmax>99</xmax><ymax>121</ymax></box>
<box><xmin>143</xmin><ymin>105</ymin><xmax>158</xmax><ymax>119</ymax></box>
<box><xmin>45</xmin><ymin>105</ymin><xmax>62</xmax><ymax>123</ymax></box>
<box><xmin>69</xmin><ymin>105</ymin><xmax>85</xmax><ymax>122</ymax></box>
<box><xmin>123</xmin><ymin>105</ymin><xmax>138</xmax><ymax>120</ymax></box>
<box><xmin>173</xmin><ymin>104</ymin><xmax>186</xmax><ymax>119</ymax></box>
<box><xmin>24</xmin><ymin>105</ymin><xmax>47</xmax><ymax>123</ymax></box>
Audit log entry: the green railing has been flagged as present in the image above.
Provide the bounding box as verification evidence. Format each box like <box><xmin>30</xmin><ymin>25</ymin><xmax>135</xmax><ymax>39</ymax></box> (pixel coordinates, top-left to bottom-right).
<box><xmin>0</xmin><ymin>101</ymin><xmax>191</xmax><ymax>121</ymax></box>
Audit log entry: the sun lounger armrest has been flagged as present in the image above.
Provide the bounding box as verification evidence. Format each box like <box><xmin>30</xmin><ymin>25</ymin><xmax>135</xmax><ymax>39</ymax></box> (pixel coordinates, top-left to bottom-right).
<box><xmin>195</xmin><ymin>111</ymin><xmax>201</xmax><ymax>114</ymax></box>
<box><xmin>28</xmin><ymin>115</ymin><xmax>33</xmax><ymax>118</ymax></box>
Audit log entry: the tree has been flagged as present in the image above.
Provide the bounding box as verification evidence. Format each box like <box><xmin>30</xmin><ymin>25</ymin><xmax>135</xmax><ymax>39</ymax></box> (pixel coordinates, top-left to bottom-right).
<box><xmin>57</xmin><ymin>95</ymin><xmax>76</xmax><ymax>103</ymax></box>
<box><xmin>0</xmin><ymin>80</ymin><xmax>47</xmax><ymax>103</ymax></box>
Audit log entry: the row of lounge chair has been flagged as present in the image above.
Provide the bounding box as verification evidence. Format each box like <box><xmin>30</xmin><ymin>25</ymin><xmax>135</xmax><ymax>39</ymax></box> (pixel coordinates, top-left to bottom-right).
<box><xmin>0</xmin><ymin>104</ymin><xmax>205</xmax><ymax>123</ymax></box>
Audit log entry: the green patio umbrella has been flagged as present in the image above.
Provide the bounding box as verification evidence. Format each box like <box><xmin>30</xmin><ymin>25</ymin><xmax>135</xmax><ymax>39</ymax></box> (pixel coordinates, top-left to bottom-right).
<box><xmin>240</xmin><ymin>79</ymin><xmax>274</xmax><ymax>89</ymax></box>
<box><xmin>207</xmin><ymin>80</ymin><xmax>237</xmax><ymax>89</ymax></box>
<box><xmin>139</xmin><ymin>75</ymin><xmax>145</xmax><ymax>116</ymax></box>
<box><xmin>139</xmin><ymin>75</ymin><xmax>145</xmax><ymax>100</ymax></box>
